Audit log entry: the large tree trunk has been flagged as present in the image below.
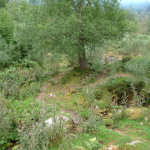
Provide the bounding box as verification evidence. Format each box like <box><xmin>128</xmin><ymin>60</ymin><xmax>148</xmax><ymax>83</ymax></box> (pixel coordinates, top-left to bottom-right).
<box><xmin>79</xmin><ymin>51</ymin><xmax>87</xmax><ymax>70</ymax></box>
<box><xmin>71</xmin><ymin>0</ymin><xmax>88</xmax><ymax>70</ymax></box>
<box><xmin>78</xmin><ymin>33</ymin><xmax>88</xmax><ymax>70</ymax></box>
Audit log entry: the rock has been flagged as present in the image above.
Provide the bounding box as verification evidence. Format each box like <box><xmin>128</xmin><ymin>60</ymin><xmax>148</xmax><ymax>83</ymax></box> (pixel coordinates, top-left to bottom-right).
<box><xmin>145</xmin><ymin>117</ymin><xmax>148</xmax><ymax>121</ymax></box>
<box><xmin>101</xmin><ymin>145</ymin><xmax>118</xmax><ymax>150</ymax></box>
<box><xmin>49</xmin><ymin>93</ymin><xmax>56</xmax><ymax>98</ymax></box>
<box><xmin>45</xmin><ymin>115</ymin><xmax>69</xmax><ymax>127</ymax></box>
<box><xmin>107</xmin><ymin>145</ymin><xmax>118</xmax><ymax>150</ymax></box>
<box><xmin>126</xmin><ymin>140</ymin><xmax>141</xmax><ymax>145</ymax></box>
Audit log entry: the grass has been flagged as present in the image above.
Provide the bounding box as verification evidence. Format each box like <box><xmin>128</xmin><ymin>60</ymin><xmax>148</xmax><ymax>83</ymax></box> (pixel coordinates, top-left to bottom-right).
<box><xmin>40</xmin><ymin>69</ymin><xmax>150</xmax><ymax>150</ymax></box>
<box><xmin>1</xmin><ymin>36</ymin><xmax>150</xmax><ymax>149</ymax></box>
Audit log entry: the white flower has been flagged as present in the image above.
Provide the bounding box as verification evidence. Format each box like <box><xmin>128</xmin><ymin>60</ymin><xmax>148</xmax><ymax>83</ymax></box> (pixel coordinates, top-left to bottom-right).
<box><xmin>90</xmin><ymin>137</ymin><xmax>96</xmax><ymax>142</ymax></box>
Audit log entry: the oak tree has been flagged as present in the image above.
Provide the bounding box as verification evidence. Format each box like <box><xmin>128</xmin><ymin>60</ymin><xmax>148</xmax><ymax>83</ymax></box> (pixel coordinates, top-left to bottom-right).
<box><xmin>32</xmin><ymin>0</ymin><xmax>129</xmax><ymax>70</ymax></box>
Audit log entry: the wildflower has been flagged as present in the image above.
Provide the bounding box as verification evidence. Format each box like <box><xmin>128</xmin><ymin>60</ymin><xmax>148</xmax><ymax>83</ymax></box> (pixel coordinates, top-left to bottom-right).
<box><xmin>90</xmin><ymin>137</ymin><xmax>96</xmax><ymax>142</ymax></box>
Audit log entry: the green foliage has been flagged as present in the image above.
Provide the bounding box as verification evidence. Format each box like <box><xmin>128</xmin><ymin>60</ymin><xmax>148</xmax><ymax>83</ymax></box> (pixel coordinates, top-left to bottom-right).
<box><xmin>116</xmin><ymin>136</ymin><xmax>132</xmax><ymax>148</ymax></box>
<box><xmin>0</xmin><ymin>97</ymin><xmax>54</xmax><ymax>150</ymax></box>
<box><xmin>124</xmin><ymin>10</ymin><xmax>139</xmax><ymax>33</ymax></box>
<box><xmin>0</xmin><ymin>36</ymin><xmax>13</xmax><ymax>67</ymax></box>
<box><xmin>61</xmin><ymin>70</ymin><xmax>81</xmax><ymax>84</ymax></box>
<box><xmin>0</xmin><ymin>98</ymin><xmax>18</xmax><ymax>150</ymax></box>
<box><xmin>0</xmin><ymin>66</ymin><xmax>43</xmax><ymax>99</ymax></box>
<box><xmin>0</xmin><ymin>0</ymin><xmax>8</xmax><ymax>8</ymax></box>
<box><xmin>18</xmin><ymin>108</ymin><xmax>64</xmax><ymax>150</ymax></box>
<box><xmin>107</xmin><ymin>60</ymin><xmax>124</xmax><ymax>74</ymax></box>
<box><xmin>82</xmin><ymin>138</ymin><xmax>102</xmax><ymax>150</ymax></box>
<box><xmin>9</xmin><ymin>98</ymin><xmax>50</xmax><ymax>123</ymax></box>
<box><xmin>0</xmin><ymin>8</ymin><xmax>14</xmax><ymax>43</ymax></box>
<box><xmin>117</xmin><ymin>34</ymin><xmax>150</xmax><ymax>55</ymax></box>
<box><xmin>0</xmin><ymin>0</ymin><xmax>150</xmax><ymax>149</ymax></box>
<box><xmin>97</xmin><ymin>77</ymin><xmax>146</xmax><ymax>105</ymax></box>
<box><xmin>39</xmin><ymin>0</ymin><xmax>129</xmax><ymax>69</ymax></box>
<box><xmin>125</xmin><ymin>56</ymin><xmax>150</xmax><ymax>76</ymax></box>
<box><xmin>122</xmin><ymin>55</ymin><xmax>132</xmax><ymax>63</ymax></box>
<box><xmin>90</xmin><ymin>61</ymin><xmax>104</xmax><ymax>73</ymax></box>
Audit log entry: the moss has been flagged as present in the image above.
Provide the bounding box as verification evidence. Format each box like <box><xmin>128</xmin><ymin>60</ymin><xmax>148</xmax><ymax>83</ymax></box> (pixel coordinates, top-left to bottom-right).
<box><xmin>65</xmin><ymin>92</ymin><xmax>72</xmax><ymax>99</ymax></box>
<box><xmin>103</xmin><ymin>119</ymin><xmax>113</xmax><ymax>126</ymax></box>
<box><xmin>126</xmin><ymin>108</ymin><xmax>143</xmax><ymax>120</ymax></box>
<box><xmin>61</xmin><ymin>70</ymin><xmax>81</xmax><ymax>84</ymax></box>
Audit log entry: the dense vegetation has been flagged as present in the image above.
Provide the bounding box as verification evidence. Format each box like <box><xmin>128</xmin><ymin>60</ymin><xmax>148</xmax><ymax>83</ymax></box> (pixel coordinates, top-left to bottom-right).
<box><xmin>0</xmin><ymin>0</ymin><xmax>150</xmax><ymax>150</ymax></box>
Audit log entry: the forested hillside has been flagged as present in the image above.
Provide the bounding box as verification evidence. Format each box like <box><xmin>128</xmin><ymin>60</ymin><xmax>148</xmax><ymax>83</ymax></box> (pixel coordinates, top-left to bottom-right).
<box><xmin>0</xmin><ymin>0</ymin><xmax>150</xmax><ymax>150</ymax></box>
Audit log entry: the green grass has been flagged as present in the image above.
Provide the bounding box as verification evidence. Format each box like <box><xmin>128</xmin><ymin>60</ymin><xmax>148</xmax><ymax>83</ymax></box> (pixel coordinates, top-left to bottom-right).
<box><xmin>1</xmin><ymin>37</ymin><xmax>150</xmax><ymax>150</ymax></box>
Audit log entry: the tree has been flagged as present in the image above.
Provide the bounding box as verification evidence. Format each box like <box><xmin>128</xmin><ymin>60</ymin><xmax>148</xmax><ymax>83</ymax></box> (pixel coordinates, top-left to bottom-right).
<box><xmin>0</xmin><ymin>8</ymin><xmax>14</xmax><ymax>43</ymax></box>
<box><xmin>147</xmin><ymin>14</ymin><xmax>150</xmax><ymax>33</ymax></box>
<box><xmin>40</xmin><ymin>0</ymin><xmax>128</xmax><ymax>70</ymax></box>
<box><xmin>0</xmin><ymin>0</ymin><xmax>8</xmax><ymax>8</ymax></box>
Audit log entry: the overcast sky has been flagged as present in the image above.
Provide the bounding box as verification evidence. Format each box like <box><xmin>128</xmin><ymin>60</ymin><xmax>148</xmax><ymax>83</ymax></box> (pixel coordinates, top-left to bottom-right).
<box><xmin>121</xmin><ymin>0</ymin><xmax>150</xmax><ymax>3</ymax></box>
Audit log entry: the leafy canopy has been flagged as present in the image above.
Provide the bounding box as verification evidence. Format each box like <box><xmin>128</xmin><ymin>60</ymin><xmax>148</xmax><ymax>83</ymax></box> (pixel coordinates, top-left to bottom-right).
<box><xmin>40</xmin><ymin>0</ymin><xmax>128</xmax><ymax>70</ymax></box>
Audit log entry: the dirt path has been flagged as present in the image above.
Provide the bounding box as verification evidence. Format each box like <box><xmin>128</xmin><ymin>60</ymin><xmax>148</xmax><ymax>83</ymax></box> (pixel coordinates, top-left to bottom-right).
<box><xmin>36</xmin><ymin>83</ymin><xmax>50</xmax><ymax>101</ymax></box>
<box><xmin>36</xmin><ymin>80</ymin><xmax>80</xmax><ymax>124</ymax></box>
<box><xmin>36</xmin><ymin>72</ymin><xmax>132</xmax><ymax>124</ymax></box>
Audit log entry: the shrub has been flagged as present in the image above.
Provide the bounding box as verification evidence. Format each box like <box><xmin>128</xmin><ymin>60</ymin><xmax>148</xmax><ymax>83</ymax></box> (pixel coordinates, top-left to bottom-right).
<box><xmin>90</xmin><ymin>61</ymin><xmax>104</xmax><ymax>73</ymax></box>
<box><xmin>0</xmin><ymin>36</ymin><xmax>13</xmax><ymax>68</ymax></box>
<box><xmin>122</xmin><ymin>55</ymin><xmax>132</xmax><ymax>63</ymax></box>
<box><xmin>0</xmin><ymin>98</ymin><xmax>18</xmax><ymax>150</ymax></box>
<box><xmin>139</xmin><ymin>89</ymin><xmax>150</xmax><ymax>106</ymax></box>
<box><xmin>18</xmin><ymin>108</ymin><xmax>64</xmax><ymax>150</ymax></box>
<box><xmin>125</xmin><ymin>56</ymin><xmax>150</xmax><ymax>76</ymax></box>
<box><xmin>117</xmin><ymin>34</ymin><xmax>150</xmax><ymax>56</ymax></box>
<box><xmin>107</xmin><ymin>60</ymin><xmax>124</xmax><ymax>74</ymax></box>
<box><xmin>104</xmin><ymin>77</ymin><xmax>132</xmax><ymax>105</ymax></box>
<box><xmin>0</xmin><ymin>65</ymin><xmax>44</xmax><ymax>99</ymax></box>
<box><xmin>97</xmin><ymin>77</ymin><xmax>146</xmax><ymax>106</ymax></box>
<box><xmin>2</xmin><ymin>99</ymin><xmax>54</xmax><ymax>149</ymax></box>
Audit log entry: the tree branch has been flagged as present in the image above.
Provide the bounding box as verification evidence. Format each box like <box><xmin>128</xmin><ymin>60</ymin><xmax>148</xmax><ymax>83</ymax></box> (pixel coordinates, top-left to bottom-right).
<box><xmin>77</xmin><ymin>0</ymin><xmax>83</xmax><ymax>10</ymax></box>
<box><xmin>86</xmin><ymin>0</ymin><xmax>91</xmax><ymax>6</ymax></box>
<box><xmin>70</xmin><ymin>0</ymin><xmax>77</xmax><ymax>10</ymax></box>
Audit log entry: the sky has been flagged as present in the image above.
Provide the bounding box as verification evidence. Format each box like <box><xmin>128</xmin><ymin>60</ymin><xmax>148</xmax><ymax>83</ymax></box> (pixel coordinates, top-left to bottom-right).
<box><xmin>121</xmin><ymin>0</ymin><xmax>150</xmax><ymax>3</ymax></box>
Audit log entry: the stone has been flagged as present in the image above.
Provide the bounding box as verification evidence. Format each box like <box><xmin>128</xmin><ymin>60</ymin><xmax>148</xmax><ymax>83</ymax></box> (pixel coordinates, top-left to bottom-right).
<box><xmin>107</xmin><ymin>145</ymin><xmax>118</xmax><ymax>150</ymax></box>
<box><xmin>45</xmin><ymin>115</ymin><xmax>69</xmax><ymax>127</ymax></box>
<box><xmin>49</xmin><ymin>93</ymin><xmax>56</xmax><ymax>98</ymax></box>
<box><xmin>126</xmin><ymin>140</ymin><xmax>141</xmax><ymax>145</ymax></box>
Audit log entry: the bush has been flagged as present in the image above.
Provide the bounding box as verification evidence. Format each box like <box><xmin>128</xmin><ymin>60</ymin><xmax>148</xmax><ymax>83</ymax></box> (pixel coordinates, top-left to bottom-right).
<box><xmin>0</xmin><ymin>9</ymin><xmax>14</xmax><ymax>43</ymax></box>
<box><xmin>0</xmin><ymin>36</ymin><xmax>13</xmax><ymax>68</ymax></box>
<box><xmin>104</xmin><ymin>77</ymin><xmax>132</xmax><ymax>105</ymax></box>
<box><xmin>0</xmin><ymin>66</ymin><xmax>43</xmax><ymax>99</ymax></box>
<box><xmin>17</xmin><ymin>107</ymin><xmax>64</xmax><ymax>150</ymax></box>
<box><xmin>107</xmin><ymin>60</ymin><xmax>124</xmax><ymax>74</ymax></box>
<box><xmin>117</xmin><ymin>34</ymin><xmax>150</xmax><ymax>56</ymax></box>
<box><xmin>139</xmin><ymin>89</ymin><xmax>150</xmax><ymax>106</ymax></box>
<box><xmin>0</xmin><ymin>98</ymin><xmax>18</xmax><ymax>150</ymax></box>
<box><xmin>125</xmin><ymin>56</ymin><xmax>150</xmax><ymax>76</ymax></box>
<box><xmin>122</xmin><ymin>55</ymin><xmax>132</xmax><ymax>63</ymax></box>
<box><xmin>0</xmin><ymin>98</ymin><xmax>55</xmax><ymax>150</ymax></box>
<box><xmin>97</xmin><ymin>77</ymin><xmax>146</xmax><ymax>105</ymax></box>
<box><xmin>90</xmin><ymin>61</ymin><xmax>104</xmax><ymax>73</ymax></box>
